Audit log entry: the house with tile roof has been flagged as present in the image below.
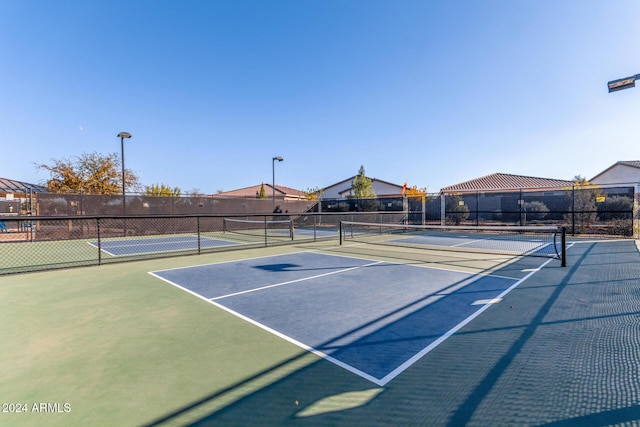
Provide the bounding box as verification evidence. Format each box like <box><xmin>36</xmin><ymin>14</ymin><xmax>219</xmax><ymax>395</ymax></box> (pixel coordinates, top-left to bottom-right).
<box><xmin>320</xmin><ymin>176</ymin><xmax>404</xmax><ymax>199</ymax></box>
<box><xmin>590</xmin><ymin>161</ymin><xmax>640</xmax><ymax>186</ymax></box>
<box><xmin>215</xmin><ymin>183</ymin><xmax>308</xmax><ymax>201</ymax></box>
<box><xmin>440</xmin><ymin>173</ymin><xmax>573</xmax><ymax>194</ymax></box>
<box><xmin>438</xmin><ymin>173</ymin><xmax>576</xmax><ymax>227</ymax></box>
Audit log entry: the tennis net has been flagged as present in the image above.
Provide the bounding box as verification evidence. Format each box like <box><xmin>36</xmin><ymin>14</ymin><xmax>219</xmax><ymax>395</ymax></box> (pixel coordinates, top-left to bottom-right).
<box><xmin>223</xmin><ymin>217</ymin><xmax>294</xmax><ymax>240</ymax></box>
<box><xmin>340</xmin><ymin>221</ymin><xmax>567</xmax><ymax>265</ymax></box>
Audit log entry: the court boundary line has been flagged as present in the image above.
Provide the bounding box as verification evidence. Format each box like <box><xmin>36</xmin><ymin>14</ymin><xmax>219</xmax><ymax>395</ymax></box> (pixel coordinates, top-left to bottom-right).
<box><xmin>88</xmin><ymin>235</ymin><xmax>240</xmax><ymax>257</ymax></box>
<box><xmin>377</xmin><ymin>256</ymin><xmax>556</xmax><ymax>385</ymax></box>
<box><xmin>209</xmin><ymin>260</ymin><xmax>385</xmax><ymax>301</ymax></box>
<box><xmin>330</xmin><ymin>242</ymin><xmax>523</xmax><ymax>281</ymax></box>
<box><xmin>392</xmin><ymin>234</ymin><xmax>556</xmax><ymax>257</ymax></box>
<box><xmin>148</xmin><ymin>260</ymin><xmax>406</xmax><ymax>386</ymax></box>
<box><xmin>149</xmin><ymin>251</ymin><xmax>554</xmax><ymax>386</ymax></box>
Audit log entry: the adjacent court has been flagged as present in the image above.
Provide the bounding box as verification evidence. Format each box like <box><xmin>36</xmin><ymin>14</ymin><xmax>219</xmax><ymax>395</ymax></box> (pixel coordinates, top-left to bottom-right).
<box><xmin>89</xmin><ymin>228</ymin><xmax>337</xmax><ymax>257</ymax></box>
<box><xmin>90</xmin><ymin>235</ymin><xmax>239</xmax><ymax>256</ymax></box>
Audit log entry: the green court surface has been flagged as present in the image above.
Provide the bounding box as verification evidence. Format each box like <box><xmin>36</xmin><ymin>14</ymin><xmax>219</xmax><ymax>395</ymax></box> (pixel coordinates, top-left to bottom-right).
<box><xmin>2</xmin><ymin>238</ymin><xmax>640</xmax><ymax>426</ymax></box>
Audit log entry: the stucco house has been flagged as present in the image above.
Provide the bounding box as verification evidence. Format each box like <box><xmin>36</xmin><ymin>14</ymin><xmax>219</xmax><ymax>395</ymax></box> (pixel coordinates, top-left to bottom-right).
<box><xmin>590</xmin><ymin>161</ymin><xmax>640</xmax><ymax>187</ymax></box>
<box><xmin>320</xmin><ymin>176</ymin><xmax>404</xmax><ymax>199</ymax></box>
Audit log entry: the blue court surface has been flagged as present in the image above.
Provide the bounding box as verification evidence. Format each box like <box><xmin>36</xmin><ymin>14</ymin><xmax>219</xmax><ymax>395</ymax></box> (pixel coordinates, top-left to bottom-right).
<box><xmin>91</xmin><ymin>235</ymin><xmax>239</xmax><ymax>256</ymax></box>
<box><xmin>150</xmin><ymin>252</ymin><xmax>545</xmax><ymax>385</ymax></box>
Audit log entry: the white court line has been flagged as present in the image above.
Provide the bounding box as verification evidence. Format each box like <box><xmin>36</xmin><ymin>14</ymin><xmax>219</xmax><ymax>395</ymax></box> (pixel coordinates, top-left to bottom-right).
<box><xmin>451</xmin><ymin>238</ymin><xmax>486</xmax><ymax>247</ymax></box>
<box><xmin>87</xmin><ymin>235</ymin><xmax>238</xmax><ymax>256</ymax></box>
<box><xmin>210</xmin><ymin>260</ymin><xmax>385</xmax><ymax>301</ymax></box>
<box><xmin>148</xmin><ymin>251</ymin><xmax>560</xmax><ymax>386</ymax></box>
<box><xmin>376</xmin><ymin>257</ymin><xmax>556</xmax><ymax>385</ymax></box>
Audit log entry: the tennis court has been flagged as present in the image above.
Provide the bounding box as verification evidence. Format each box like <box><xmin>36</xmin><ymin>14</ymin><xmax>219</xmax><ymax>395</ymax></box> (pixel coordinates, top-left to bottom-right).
<box><xmin>91</xmin><ymin>228</ymin><xmax>338</xmax><ymax>257</ymax></box>
<box><xmin>151</xmin><ymin>251</ymin><xmax>547</xmax><ymax>386</ymax></box>
<box><xmin>2</xmin><ymin>227</ymin><xmax>640</xmax><ymax>426</ymax></box>
<box><xmin>90</xmin><ymin>235</ymin><xmax>240</xmax><ymax>256</ymax></box>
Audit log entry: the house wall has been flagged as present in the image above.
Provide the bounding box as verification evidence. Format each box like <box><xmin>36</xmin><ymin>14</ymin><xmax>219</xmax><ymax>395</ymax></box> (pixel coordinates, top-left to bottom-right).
<box><xmin>591</xmin><ymin>165</ymin><xmax>640</xmax><ymax>185</ymax></box>
<box><xmin>318</xmin><ymin>182</ymin><xmax>348</xmax><ymax>199</ymax></box>
<box><xmin>322</xmin><ymin>180</ymin><xmax>402</xmax><ymax>199</ymax></box>
<box><xmin>371</xmin><ymin>181</ymin><xmax>403</xmax><ymax>196</ymax></box>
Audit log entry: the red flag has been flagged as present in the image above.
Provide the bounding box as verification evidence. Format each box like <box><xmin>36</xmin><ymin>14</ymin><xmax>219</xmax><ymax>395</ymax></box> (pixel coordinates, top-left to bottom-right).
<box><xmin>402</xmin><ymin>182</ymin><xmax>407</xmax><ymax>195</ymax></box>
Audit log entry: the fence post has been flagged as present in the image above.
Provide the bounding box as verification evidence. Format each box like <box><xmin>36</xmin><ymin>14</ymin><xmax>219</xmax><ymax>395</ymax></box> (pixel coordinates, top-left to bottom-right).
<box><xmin>635</xmin><ymin>184</ymin><xmax>640</xmax><ymax>238</ymax></box>
<box><xmin>197</xmin><ymin>216</ymin><xmax>201</xmax><ymax>254</ymax></box>
<box><xmin>476</xmin><ymin>191</ymin><xmax>479</xmax><ymax>226</ymax></box>
<box><xmin>97</xmin><ymin>218</ymin><xmax>102</xmax><ymax>266</ymax></box>
<box><xmin>561</xmin><ymin>226</ymin><xmax>567</xmax><ymax>267</ymax></box>
<box><xmin>519</xmin><ymin>189</ymin><xmax>523</xmax><ymax>226</ymax></box>
<box><xmin>572</xmin><ymin>185</ymin><xmax>576</xmax><ymax>235</ymax></box>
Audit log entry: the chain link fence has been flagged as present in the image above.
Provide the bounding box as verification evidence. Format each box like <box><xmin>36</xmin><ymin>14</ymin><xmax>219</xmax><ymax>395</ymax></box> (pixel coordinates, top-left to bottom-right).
<box><xmin>1</xmin><ymin>185</ymin><xmax>636</xmax><ymax>275</ymax></box>
<box><xmin>437</xmin><ymin>186</ymin><xmax>635</xmax><ymax>237</ymax></box>
<box><xmin>0</xmin><ymin>212</ymin><xmax>408</xmax><ymax>275</ymax></box>
<box><xmin>33</xmin><ymin>193</ymin><xmax>316</xmax><ymax>216</ymax></box>
<box><xmin>320</xmin><ymin>186</ymin><xmax>636</xmax><ymax>237</ymax></box>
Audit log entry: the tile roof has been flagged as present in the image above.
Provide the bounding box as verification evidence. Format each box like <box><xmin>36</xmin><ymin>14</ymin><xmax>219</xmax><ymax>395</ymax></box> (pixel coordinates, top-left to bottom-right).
<box><xmin>215</xmin><ymin>184</ymin><xmax>307</xmax><ymax>198</ymax></box>
<box><xmin>616</xmin><ymin>160</ymin><xmax>640</xmax><ymax>169</ymax></box>
<box><xmin>441</xmin><ymin>173</ymin><xmax>573</xmax><ymax>193</ymax></box>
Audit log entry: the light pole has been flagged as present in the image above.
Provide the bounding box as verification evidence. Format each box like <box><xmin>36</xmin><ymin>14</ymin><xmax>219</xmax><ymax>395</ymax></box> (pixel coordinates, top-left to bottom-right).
<box><xmin>272</xmin><ymin>156</ymin><xmax>283</xmax><ymax>209</ymax></box>
<box><xmin>608</xmin><ymin>73</ymin><xmax>640</xmax><ymax>240</ymax></box>
<box><xmin>608</xmin><ymin>73</ymin><xmax>640</xmax><ymax>93</ymax></box>
<box><xmin>118</xmin><ymin>132</ymin><xmax>132</xmax><ymax>214</ymax></box>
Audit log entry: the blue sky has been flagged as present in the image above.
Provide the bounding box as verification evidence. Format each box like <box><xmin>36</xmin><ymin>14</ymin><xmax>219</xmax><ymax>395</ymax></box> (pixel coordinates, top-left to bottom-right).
<box><xmin>2</xmin><ymin>1</ymin><xmax>640</xmax><ymax>194</ymax></box>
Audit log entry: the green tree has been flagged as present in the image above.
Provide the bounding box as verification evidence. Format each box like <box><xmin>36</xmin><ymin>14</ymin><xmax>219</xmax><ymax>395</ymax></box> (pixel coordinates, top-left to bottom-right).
<box><xmin>350</xmin><ymin>165</ymin><xmax>376</xmax><ymax>198</ymax></box>
<box><xmin>144</xmin><ymin>183</ymin><xmax>182</xmax><ymax>197</ymax></box>
<box><xmin>565</xmin><ymin>175</ymin><xmax>600</xmax><ymax>233</ymax></box>
<box><xmin>445</xmin><ymin>195</ymin><xmax>470</xmax><ymax>225</ymax></box>
<box><xmin>600</xmin><ymin>195</ymin><xmax>634</xmax><ymax>236</ymax></box>
<box><xmin>523</xmin><ymin>201</ymin><xmax>549</xmax><ymax>221</ymax></box>
<box><xmin>37</xmin><ymin>151</ymin><xmax>141</xmax><ymax>194</ymax></box>
<box><xmin>257</xmin><ymin>183</ymin><xmax>267</xmax><ymax>199</ymax></box>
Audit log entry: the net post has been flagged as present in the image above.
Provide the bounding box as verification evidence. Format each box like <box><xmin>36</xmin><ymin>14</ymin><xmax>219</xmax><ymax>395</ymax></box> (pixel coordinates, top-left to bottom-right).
<box><xmin>561</xmin><ymin>226</ymin><xmax>567</xmax><ymax>267</ymax></box>
<box><xmin>339</xmin><ymin>221</ymin><xmax>343</xmax><ymax>245</ymax></box>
